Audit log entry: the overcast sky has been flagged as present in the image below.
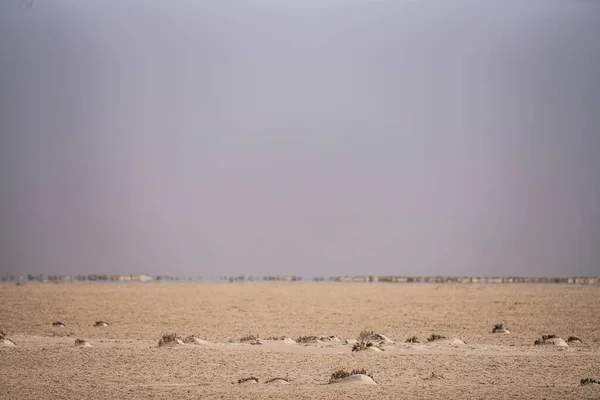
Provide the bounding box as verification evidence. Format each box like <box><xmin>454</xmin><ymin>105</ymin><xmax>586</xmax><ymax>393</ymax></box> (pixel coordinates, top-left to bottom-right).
<box><xmin>0</xmin><ymin>0</ymin><xmax>599</xmax><ymax>278</ymax></box>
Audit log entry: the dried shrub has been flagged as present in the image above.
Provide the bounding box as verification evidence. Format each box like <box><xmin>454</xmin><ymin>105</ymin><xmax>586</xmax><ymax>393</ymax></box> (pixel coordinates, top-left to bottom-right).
<box><xmin>427</xmin><ymin>333</ymin><xmax>447</xmax><ymax>342</ymax></box>
<box><xmin>329</xmin><ymin>369</ymin><xmax>373</xmax><ymax>383</ymax></box>
<box><xmin>358</xmin><ymin>330</ymin><xmax>375</xmax><ymax>340</ymax></box>
<box><xmin>237</xmin><ymin>377</ymin><xmax>258</xmax><ymax>384</ymax></box>
<box><xmin>239</xmin><ymin>334</ymin><xmax>259</xmax><ymax>342</ymax></box>
<box><xmin>296</xmin><ymin>335</ymin><xmax>319</xmax><ymax>343</ymax></box>
<box><xmin>52</xmin><ymin>321</ymin><xmax>65</xmax><ymax>327</ymax></box>
<box><xmin>580</xmin><ymin>378</ymin><xmax>600</xmax><ymax>386</ymax></box>
<box><xmin>158</xmin><ymin>333</ymin><xmax>179</xmax><ymax>346</ymax></box>
<box><xmin>405</xmin><ymin>336</ymin><xmax>420</xmax><ymax>343</ymax></box>
<box><xmin>567</xmin><ymin>336</ymin><xmax>582</xmax><ymax>343</ymax></box>
<box><xmin>74</xmin><ymin>339</ymin><xmax>87</xmax><ymax>346</ymax></box>
<box><xmin>352</xmin><ymin>341</ymin><xmax>382</xmax><ymax>352</ymax></box>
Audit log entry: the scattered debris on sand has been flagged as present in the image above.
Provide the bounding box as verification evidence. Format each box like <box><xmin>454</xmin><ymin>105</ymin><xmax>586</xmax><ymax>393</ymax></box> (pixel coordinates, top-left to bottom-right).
<box><xmin>52</xmin><ymin>321</ymin><xmax>66</xmax><ymax>328</ymax></box>
<box><xmin>328</xmin><ymin>369</ymin><xmax>377</xmax><ymax>385</ymax></box>
<box><xmin>492</xmin><ymin>323</ymin><xmax>510</xmax><ymax>334</ymax></box>
<box><xmin>534</xmin><ymin>334</ymin><xmax>568</xmax><ymax>347</ymax></box>
<box><xmin>93</xmin><ymin>321</ymin><xmax>109</xmax><ymax>327</ymax></box>
<box><xmin>0</xmin><ymin>330</ymin><xmax>16</xmax><ymax>347</ymax></box>
<box><xmin>265</xmin><ymin>377</ymin><xmax>290</xmax><ymax>385</ymax></box>
<box><xmin>237</xmin><ymin>377</ymin><xmax>259</xmax><ymax>384</ymax></box>
<box><xmin>182</xmin><ymin>335</ymin><xmax>209</xmax><ymax>345</ymax></box>
<box><xmin>74</xmin><ymin>339</ymin><xmax>92</xmax><ymax>347</ymax></box>
<box><xmin>424</xmin><ymin>371</ymin><xmax>445</xmax><ymax>381</ymax></box>
<box><xmin>158</xmin><ymin>333</ymin><xmax>184</xmax><ymax>347</ymax></box>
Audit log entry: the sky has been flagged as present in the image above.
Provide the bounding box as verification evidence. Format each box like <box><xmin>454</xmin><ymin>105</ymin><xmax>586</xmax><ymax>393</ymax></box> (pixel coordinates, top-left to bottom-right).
<box><xmin>0</xmin><ymin>0</ymin><xmax>599</xmax><ymax>278</ymax></box>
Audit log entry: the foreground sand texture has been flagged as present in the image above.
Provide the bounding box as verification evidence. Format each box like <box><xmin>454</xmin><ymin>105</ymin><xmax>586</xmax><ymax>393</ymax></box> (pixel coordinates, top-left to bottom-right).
<box><xmin>1</xmin><ymin>283</ymin><xmax>599</xmax><ymax>399</ymax></box>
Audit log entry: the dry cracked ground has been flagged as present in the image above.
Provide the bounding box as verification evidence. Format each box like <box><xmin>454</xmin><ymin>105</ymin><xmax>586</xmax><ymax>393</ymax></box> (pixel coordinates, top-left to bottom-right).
<box><xmin>1</xmin><ymin>282</ymin><xmax>599</xmax><ymax>399</ymax></box>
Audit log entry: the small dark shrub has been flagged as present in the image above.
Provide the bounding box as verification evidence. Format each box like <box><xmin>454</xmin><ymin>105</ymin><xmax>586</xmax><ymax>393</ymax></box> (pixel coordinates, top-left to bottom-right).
<box><xmin>52</xmin><ymin>321</ymin><xmax>65</xmax><ymax>327</ymax></box>
<box><xmin>358</xmin><ymin>330</ymin><xmax>375</xmax><ymax>340</ymax></box>
<box><xmin>567</xmin><ymin>336</ymin><xmax>582</xmax><ymax>343</ymax></box>
<box><xmin>239</xmin><ymin>334</ymin><xmax>259</xmax><ymax>342</ymax></box>
<box><xmin>352</xmin><ymin>341</ymin><xmax>377</xmax><ymax>352</ymax></box>
<box><xmin>74</xmin><ymin>339</ymin><xmax>87</xmax><ymax>345</ymax></box>
<box><xmin>158</xmin><ymin>333</ymin><xmax>179</xmax><ymax>346</ymax></box>
<box><xmin>427</xmin><ymin>333</ymin><xmax>447</xmax><ymax>342</ymax></box>
<box><xmin>296</xmin><ymin>335</ymin><xmax>319</xmax><ymax>343</ymax></box>
<box><xmin>580</xmin><ymin>378</ymin><xmax>600</xmax><ymax>386</ymax></box>
<box><xmin>405</xmin><ymin>336</ymin><xmax>420</xmax><ymax>343</ymax></box>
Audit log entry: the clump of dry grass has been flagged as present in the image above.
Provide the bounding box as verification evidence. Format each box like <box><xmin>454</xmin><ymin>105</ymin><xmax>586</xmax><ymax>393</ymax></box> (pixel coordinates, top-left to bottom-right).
<box><xmin>329</xmin><ymin>369</ymin><xmax>373</xmax><ymax>384</ymax></box>
<box><xmin>296</xmin><ymin>335</ymin><xmax>319</xmax><ymax>343</ymax></box>
<box><xmin>264</xmin><ymin>335</ymin><xmax>285</xmax><ymax>340</ymax></box>
<box><xmin>239</xmin><ymin>334</ymin><xmax>259</xmax><ymax>342</ymax></box>
<box><xmin>405</xmin><ymin>336</ymin><xmax>421</xmax><ymax>343</ymax></box>
<box><xmin>567</xmin><ymin>336</ymin><xmax>582</xmax><ymax>343</ymax></box>
<box><xmin>427</xmin><ymin>333</ymin><xmax>448</xmax><ymax>342</ymax></box>
<box><xmin>237</xmin><ymin>377</ymin><xmax>258</xmax><ymax>384</ymax></box>
<box><xmin>580</xmin><ymin>378</ymin><xmax>600</xmax><ymax>386</ymax></box>
<box><xmin>74</xmin><ymin>339</ymin><xmax>87</xmax><ymax>346</ymax></box>
<box><xmin>358</xmin><ymin>330</ymin><xmax>375</xmax><ymax>340</ymax></box>
<box><xmin>158</xmin><ymin>333</ymin><xmax>179</xmax><ymax>346</ymax></box>
<box><xmin>52</xmin><ymin>321</ymin><xmax>65</xmax><ymax>327</ymax></box>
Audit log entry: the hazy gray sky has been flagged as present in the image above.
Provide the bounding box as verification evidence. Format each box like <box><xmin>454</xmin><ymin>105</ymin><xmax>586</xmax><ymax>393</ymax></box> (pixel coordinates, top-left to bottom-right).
<box><xmin>1</xmin><ymin>0</ymin><xmax>599</xmax><ymax>277</ymax></box>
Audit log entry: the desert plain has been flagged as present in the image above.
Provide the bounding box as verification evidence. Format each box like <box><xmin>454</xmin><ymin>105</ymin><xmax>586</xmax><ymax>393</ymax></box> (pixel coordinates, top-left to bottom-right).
<box><xmin>1</xmin><ymin>282</ymin><xmax>599</xmax><ymax>399</ymax></box>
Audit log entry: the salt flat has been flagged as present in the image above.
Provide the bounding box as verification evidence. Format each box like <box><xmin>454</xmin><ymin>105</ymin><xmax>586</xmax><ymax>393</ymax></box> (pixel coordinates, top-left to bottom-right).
<box><xmin>1</xmin><ymin>282</ymin><xmax>599</xmax><ymax>399</ymax></box>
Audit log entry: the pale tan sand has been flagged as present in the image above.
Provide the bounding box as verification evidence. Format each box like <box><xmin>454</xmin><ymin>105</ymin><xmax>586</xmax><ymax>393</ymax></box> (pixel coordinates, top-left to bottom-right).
<box><xmin>0</xmin><ymin>283</ymin><xmax>599</xmax><ymax>399</ymax></box>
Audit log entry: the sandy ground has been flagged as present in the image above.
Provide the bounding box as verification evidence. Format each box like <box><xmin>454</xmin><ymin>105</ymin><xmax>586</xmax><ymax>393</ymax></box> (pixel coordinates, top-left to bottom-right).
<box><xmin>1</xmin><ymin>282</ymin><xmax>599</xmax><ymax>399</ymax></box>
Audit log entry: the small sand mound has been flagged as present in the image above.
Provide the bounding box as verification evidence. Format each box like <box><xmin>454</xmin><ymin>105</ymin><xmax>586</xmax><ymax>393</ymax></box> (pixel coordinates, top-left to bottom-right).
<box><xmin>492</xmin><ymin>324</ymin><xmax>510</xmax><ymax>334</ymax></box>
<box><xmin>329</xmin><ymin>369</ymin><xmax>376</xmax><ymax>385</ymax></box>
<box><xmin>183</xmin><ymin>335</ymin><xmax>209</xmax><ymax>345</ymax></box>
<box><xmin>158</xmin><ymin>333</ymin><xmax>184</xmax><ymax>347</ymax></box>
<box><xmin>93</xmin><ymin>321</ymin><xmax>109</xmax><ymax>327</ymax></box>
<box><xmin>358</xmin><ymin>331</ymin><xmax>393</xmax><ymax>344</ymax></box>
<box><xmin>237</xmin><ymin>377</ymin><xmax>259</xmax><ymax>384</ymax></box>
<box><xmin>265</xmin><ymin>378</ymin><xmax>290</xmax><ymax>385</ymax></box>
<box><xmin>426</xmin><ymin>334</ymin><xmax>465</xmax><ymax>345</ymax></box>
<box><xmin>534</xmin><ymin>335</ymin><xmax>568</xmax><ymax>347</ymax></box>
<box><xmin>52</xmin><ymin>321</ymin><xmax>66</xmax><ymax>328</ymax></box>
<box><xmin>330</xmin><ymin>374</ymin><xmax>377</xmax><ymax>385</ymax></box>
<box><xmin>1</xmin><ymin>338</ymin><xmax>16</xmax><ymax>347</ymax></box>
<box><xmin>352</xmin><ymin>341</ymin><xmax>383</xmax><ymax>352</ymax></box>
<box><xmin>74</xmin><ymin>339</ymin><xmax>92</xmax><ymax>348</ymax></box>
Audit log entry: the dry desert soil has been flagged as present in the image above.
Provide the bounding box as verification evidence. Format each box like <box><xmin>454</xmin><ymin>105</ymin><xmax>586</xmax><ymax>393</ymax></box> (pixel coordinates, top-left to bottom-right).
<box><xmin>1</xmin><ymin>282</ymin><xmax>599</xmax><ymax>399</ymax></box>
